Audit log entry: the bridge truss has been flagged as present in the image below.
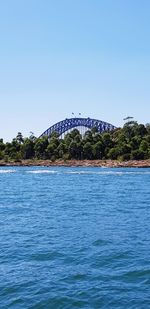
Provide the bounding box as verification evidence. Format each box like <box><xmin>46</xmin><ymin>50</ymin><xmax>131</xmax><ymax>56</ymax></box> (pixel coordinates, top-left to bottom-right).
<box><xmin>40</xmin><ymin>117</ymin><xmax>117</xmax><ymax>138</ymax></box>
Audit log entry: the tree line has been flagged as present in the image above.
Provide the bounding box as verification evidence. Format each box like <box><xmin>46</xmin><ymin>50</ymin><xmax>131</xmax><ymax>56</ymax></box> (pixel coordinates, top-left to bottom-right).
<box><xmin>0</xmin><ymin>121</ymin><xmax>150</xmax><ymax>162</ymax></box>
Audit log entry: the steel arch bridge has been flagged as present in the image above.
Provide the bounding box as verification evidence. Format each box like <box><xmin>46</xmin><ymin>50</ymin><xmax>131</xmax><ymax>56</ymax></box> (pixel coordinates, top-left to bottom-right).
<box><xmin>40</xmin><ymin>117</ymin><xmax>117</xmax><ymax>138</ymax></box>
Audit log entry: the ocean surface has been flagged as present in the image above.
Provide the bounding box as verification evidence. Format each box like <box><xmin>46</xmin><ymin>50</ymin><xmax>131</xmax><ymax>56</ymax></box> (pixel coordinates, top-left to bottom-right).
<box><xmin>0</xmin><ymin>166</ymin><xmax>150</xmax><ymax>309</ymax></box>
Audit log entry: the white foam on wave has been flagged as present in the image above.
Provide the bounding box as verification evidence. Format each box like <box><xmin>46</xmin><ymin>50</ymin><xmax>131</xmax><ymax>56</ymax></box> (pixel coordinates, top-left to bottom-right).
<box><xmin>64</xmin><ymin>171</ymin><xmax>124</xmax><ymax>175</ymax></box>
<box><xmin>27</xmin><ymin>170</ymin><xmax>59</xmax><ymax>174</ymax></box>
<box><xmin>26</xmin><ymin>169</ymin><xmax>150</xmax><ymax>176</ymax></box>
<box><xmin>62</xmin><ymin>170</ymin><xmax>150</xmax><ymax>175</ymax></box>
<box><xmin>64</xmin><ymin>171</ymin><xmax>90</xmax><ymax>174</ymax></box>
<box><xmin>124</xmin><ymin>171</ymin><xmax>150</xmax><ymax>175</ymax></box>
<box><xmin>0</xmin><ymin>169</ymin><xmax>16</xmax><ymax>174</ymax></box>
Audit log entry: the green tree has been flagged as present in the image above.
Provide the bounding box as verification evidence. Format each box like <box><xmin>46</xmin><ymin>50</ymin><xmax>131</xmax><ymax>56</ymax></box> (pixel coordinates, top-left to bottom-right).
<box><xmin>84</xmin><ymin>130</ymin><xmax>93</xmax><ymax>143</ymax></box>
<box><xmin>57</xmin><ymin>141</ymin><xmax>67</xmax><ymax>158</ymax></box>
<box><xmin>83</xmin><ymin>142</ymin><xmax>93</xmax><ymax>159</ymax></box>
<box><xmin>34</xmin><ymin>137</ymin><xmax>49</xmax><ymax>159</ymax></box>
<box><xmin>131</xmin><ymin>149</ymin><xmax>145</xmax><ymax>160</ymax></box>
<box><xmin>16</xmin><ymin>132</ymin><xmax>24</xmax><ymax>144</ymax></box>
<box><xmin>130</xmin><ymin>136</ymin><xmax>141</xmax><ymax>150</ymax></box>
<box><xmin>68</xmin><ymin>141</ymin><xmax>82</xmax><ymax>159</ymax></box>
<box><xmin>46</xmin><ymin>143</ymin><xmax>58</xmax><ymax>160</ymax></box>
<box><xmin>139</xmin><ymin>140</ymin><xmax>149</xmax><ymax>158</ymax></box>
<box><xmin>70</xmin><ymin>129</ymin><xmax>81</xmax><ymax>139</ymax></box>
<box><xmin>21</xmin><ymin>138</ymin><xmax>35</xmax><ymax>159</ymax></box>
<box><xmin>92</xmin><ymin>141</ymin><xmax>104</xmax><ymax>159</ymax></box>
<box><xmin>145</xmin><ymin>123</ymin><xmax>150</xmax><ymax>135</ymax></box>
<box><xmin>108</xmin><ymin>148</ymin><xmax>119</xmax><ymax>160</ymax></box>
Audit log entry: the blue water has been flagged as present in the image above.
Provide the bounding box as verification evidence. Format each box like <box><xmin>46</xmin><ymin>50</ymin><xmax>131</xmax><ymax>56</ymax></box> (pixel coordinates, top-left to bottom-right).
<box><xmin>0</xmin><ymin>166</ymin><xmax>150</xmax><ymax>309</ymax></box>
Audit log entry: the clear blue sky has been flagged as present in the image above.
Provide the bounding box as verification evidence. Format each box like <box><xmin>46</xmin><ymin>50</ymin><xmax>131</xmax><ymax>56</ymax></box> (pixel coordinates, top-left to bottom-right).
<box><xmin>0</xmin><ymin>0</ymin><xmax>150</xmax><ymax>141</ymax></box>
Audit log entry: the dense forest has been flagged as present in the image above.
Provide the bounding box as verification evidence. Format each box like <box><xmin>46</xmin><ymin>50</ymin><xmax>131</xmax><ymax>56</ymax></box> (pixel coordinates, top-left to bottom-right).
<box><xmin>0</xmin><ymin>121</ymin><xmax>150</xmax><ymax>162</ymax></box>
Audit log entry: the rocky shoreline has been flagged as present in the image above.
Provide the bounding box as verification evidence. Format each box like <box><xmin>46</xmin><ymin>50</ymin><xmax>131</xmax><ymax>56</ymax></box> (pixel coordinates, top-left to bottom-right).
<box><xmin>0</xmin><ymin>159</ymin><xmax>150</xmax><ymax>168</ymax></box>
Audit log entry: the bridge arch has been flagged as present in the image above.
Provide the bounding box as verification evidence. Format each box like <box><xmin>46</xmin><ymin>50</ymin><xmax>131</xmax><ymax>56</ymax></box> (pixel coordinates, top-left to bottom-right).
<box><xmin>40</xmin><ymin>117</ymin><xmax>117</xmax><ymax>138</ymax></box>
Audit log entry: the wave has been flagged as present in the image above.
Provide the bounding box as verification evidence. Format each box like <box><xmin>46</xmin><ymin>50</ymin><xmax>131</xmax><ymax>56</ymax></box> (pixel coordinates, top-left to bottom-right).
<box><xmin>64</xmin><ymin>171</ymin><xmax>123</xmax><ymax>175</ymax></box>
<box><xmin>0</xmin><ymin>168</ymin><xmax>149</xmax><ymax>175</ymax></box>
<box><xmin>26</xmin><ymin>170</ymin><xmax>150</xmax><ymax>175</ymax></box>
<box><xmin>0</xmin><ymin>169</ymin><xmax>16</xmax><ymax>174</ymax></box>
<box><xmin>27</xmin><ymin>170</ymin><xmax>59</xmax><ymax>174</ymax></box>
<box><xmin>62</xmin><ymin>171</ymin><xmax>150</xmax><ymax>175</ymax></box>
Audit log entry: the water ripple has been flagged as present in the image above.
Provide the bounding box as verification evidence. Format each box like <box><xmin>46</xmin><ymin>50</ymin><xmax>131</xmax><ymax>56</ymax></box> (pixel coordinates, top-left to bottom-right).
<box><xmin>0</xmin><ymin>166</ymin><xmax>149</xmax><ymax>308</ymax></box>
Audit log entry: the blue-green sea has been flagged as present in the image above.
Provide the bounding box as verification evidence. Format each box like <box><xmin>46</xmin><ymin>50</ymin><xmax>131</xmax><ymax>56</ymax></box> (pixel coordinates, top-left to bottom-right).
<box><xmin>0</xmin><ymin>166</ymin><xmax>150</xmax><ymax>308</ymax></box>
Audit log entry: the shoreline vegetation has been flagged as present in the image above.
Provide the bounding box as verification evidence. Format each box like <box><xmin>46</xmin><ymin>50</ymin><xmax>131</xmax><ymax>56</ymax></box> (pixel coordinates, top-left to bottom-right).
<box><xmin>0</xmin><ymin>121</ymin><xmax>150</xmax><ymax>167</ymax></box>
<box><xmin>0</xmin><ymin>159</ymin><xmax>150</xmax><ymax>168</ymax></box>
